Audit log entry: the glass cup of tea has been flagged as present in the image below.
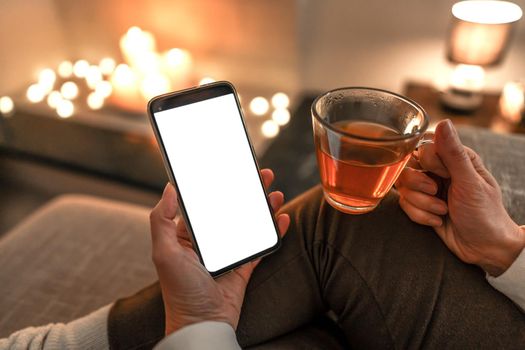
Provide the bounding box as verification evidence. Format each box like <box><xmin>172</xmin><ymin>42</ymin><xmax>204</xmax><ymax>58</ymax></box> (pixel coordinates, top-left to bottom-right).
<box><xmin>312</xmin><ymin>87</ymin><xmax>431</xmax><ymax>214</ymax></box>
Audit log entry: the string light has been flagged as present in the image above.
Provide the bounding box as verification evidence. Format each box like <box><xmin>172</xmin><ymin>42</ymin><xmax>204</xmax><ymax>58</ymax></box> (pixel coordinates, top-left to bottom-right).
<box><xmin>27</xmin><ymin>84</ymin><xmax>46</xmax><ymax>103</ymax></box>
<box><xmin>261</xmin><ymin>120</ymin><xmax>279</xmax><ymax>138</ymax></box>
<box><xmin>58</xmin><ymin>61</ymin><xmax>74</xmax><ymax>78</ymax></box>
<box><xmin>99</xmin><ymin>57</ymin><xmax>116</xmax><ymax>75</ymax></box>
<box><xmin>87</xmin><ymin>92</ymin><xmax>104</xmax><ymax>110</ymax></box>
<box><xmin>61</xmin><ymin>81</ymin><xmax>79</xmax><ymax>100</ymax></box>
<box><xmin>272</xmin><ymin>108</ymin><xmax>291</xmax><ymax>126</ymax></box>
<box><xmin>73</xmin><ymin>59</ymin><xmax>90</xmax><ymax>78</ymax></box>
<box><xmin>271</xmin><ymin>92</ymin><xmax>290</xmax><ymax>109</ymax></box>
<box><xmin>0</xmin><ymin>96</ymin><xmax>14</xmax><ymax>116</ymax></box>
<box><xmin>47</xmin><ymin>91</ymin><xmax>62</xmax><ymax>109</ymax></box>
<box><xmin>38</xmin><ymin>68</ymin><xmax>56</xmax><ymax>93</ymax></box>
<box><xmin>86</xmin><ymin>65</ymin><xmax>103</xmax><ymax>89</ymax></box>
<box><xmin>95</xmin><ymin>80</ymin><xmax>113</xmax><ymax>98</ymax></box>
<box><xmin>56</xmin><ymin>99</ymin><xmax>74</xmax><ymax>118</ymax></box>
<box><xmin>249</xmin><ymin>97</ymin><xmax>269</xmax><ymax>116</ymax></box>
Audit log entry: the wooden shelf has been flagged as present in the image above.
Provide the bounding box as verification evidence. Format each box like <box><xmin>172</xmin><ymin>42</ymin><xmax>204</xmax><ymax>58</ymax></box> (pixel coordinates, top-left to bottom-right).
<box><xmin>404</xmin><ymin>82</ymin><xmax>525</xmax><ymax>135</ymax></box>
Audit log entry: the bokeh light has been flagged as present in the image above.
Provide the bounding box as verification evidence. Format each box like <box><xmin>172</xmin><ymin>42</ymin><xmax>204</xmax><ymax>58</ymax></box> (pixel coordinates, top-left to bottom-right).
<box><xmin>271</xmin><ymin>92</ymin><xmax>290</xmax><ymax>109</ymax></box>
<box><xmin>261</xmin><ymin>120</ymin><xmax>279</xmax><ymax>138</ymax></box>
<box><xmin>249</xmin><ymin>97</ymin><xmax>269</xmax><ymax>116</ymax></box>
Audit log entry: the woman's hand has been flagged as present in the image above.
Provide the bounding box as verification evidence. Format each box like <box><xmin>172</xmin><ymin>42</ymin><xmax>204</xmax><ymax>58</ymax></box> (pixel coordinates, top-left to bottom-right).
<box><xmin>149</xmin><ymin>169</ymin><xmax>290</xmax><ymax>335</ymax></box>
<box><xmin>396</xmin><ymin>120</ymin><xmax>525</xmax><ymax>276</ymax></box>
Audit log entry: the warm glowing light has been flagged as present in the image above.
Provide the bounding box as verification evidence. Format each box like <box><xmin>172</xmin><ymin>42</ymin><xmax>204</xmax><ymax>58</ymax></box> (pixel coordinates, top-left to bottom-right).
<box><xmin>261</xmin><ymin>120</ymin><xmax>279</xmax><ymax>138</ymax></box>
<box><xmin>500</xmin><ymin>81</ymin><xmax>525</xmax><ymax>123</ymax></box>
<box><xmin>140</xmin><ymin>73</ymin><xmax>171</xmax><ymax>100</ymax></box>
<box><xmin>86</xmin><ymin>65</ymin><xmax>103</xmax><ymax>89</ymax></box>
<box><xmin>99</xmin><ymin>57</ymin><xmax>116</xmax><ymax>75</ymax></box>
<box><xmin>87</xmin><ymin>92</ymin><xmax>105</xmax><ymax>110</ymax></box>
<box><xmin>124</xmin><ymin>26</ymin><xmax>156</xmax><ymax>52</ymax></box>
<box><xmin>450</xmin><ymin>64</ymin><xmax>485</xmax><ymax>91</ymax></box>
<box><xmin>128</xmin><ymin>26</ymin><xmax>143</xmax><ymax>37</ymax></box>
<box><xmin>165</xmin><ymin>48</ymin><xmax>192</xmax><ymax>68</ymax></box>
<box><xmin>56</xmin><ymin>99</ymin><xmax>74</xmax><ymax>118</ymax></box>
<box><xmin>95</xmin><ymin>80</ymin><xmax>113</xmax><ymax>98</ymax></box>
<box><xmin>61</xmin><ymin>81</ymin><xmax>79</xmax><ymax>100</ymax></box>
<box><xmin>132</xmin><ymin>51</ymin><xmax>161</xmax><ymax>76</ymax></box>
<box><xmin>125</xmin><ymin>26</ymin><xmax>156</xmax><ymax>51</ymax></box>
<box><xmin>249</xmin><ymin>97</ymin><xmax>269</xmax><ymax>116</ymax></box>
<box><xmin>199</xmin><ymin>77</ymin><xmax>215</xmax><ymax>85</ymax></box>
<box><xmin>272</xmin><ymin>108</ymin><xmax>291</xmax><ymax>126</ymax></box>
<box><xmin>73</xmin><ymin>59</ymin><xmax>90</xmax><ymax>78</ymax></box>
<box><xmin>0</xmin><ymin>96</ymin><xmax>14</xmax><ymax>115</ymax></box>
<box><xmin>271</xmin><ymin>92</ymin><xmax>290</xmax><ymax>109</ymax></box>
<box><xmin>47</xmin><ymin>90</ymin><xmax>62</xmax><ymax>109</ymax></box>
<box><xmin>58</xmin><ymin>61</ymin><xmax>74</xmax><ymax>78</ymax></box>
<box><xmin>119</xmin><ymin>27</ymin><xmax>157</xmax><ymax>70</ymax></box>
<box><xmin>452</xmin><ymin>1</ymin><xmax>522</xmax><ymax>24</ymax></box>
<box><xmin>38</xmin><ymin>68</ymin><xmax>56</xmax><ymax>93</ymax></box>
<box><xmin>112</xmin><ymin>64</ymin><xmax>136</xmax><ymax>86</ymax></box>
<box><xmin>26</xmin><ymin>84</ymin><xmax>46</xmax><ymax>103</ymax></box>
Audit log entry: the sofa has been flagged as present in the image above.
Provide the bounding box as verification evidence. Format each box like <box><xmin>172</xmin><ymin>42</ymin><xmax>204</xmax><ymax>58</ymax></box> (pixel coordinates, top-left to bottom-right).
<box><xmin>0</xmin><ymin>126</ymin><xmax>524</xmax><ymax>348</ymax></box>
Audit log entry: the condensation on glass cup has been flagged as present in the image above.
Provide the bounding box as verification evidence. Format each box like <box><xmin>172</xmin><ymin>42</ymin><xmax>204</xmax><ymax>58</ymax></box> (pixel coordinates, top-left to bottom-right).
<box><xmin>311</xmin><ymin>87</ymin><xmax>432</xmax><ymax>214</ymax></box>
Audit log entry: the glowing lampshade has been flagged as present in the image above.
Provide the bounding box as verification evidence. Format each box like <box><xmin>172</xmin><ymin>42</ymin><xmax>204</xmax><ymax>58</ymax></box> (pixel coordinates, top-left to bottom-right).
<box><xmin>448</xmin><ymin>1</ymin><xmax>523</xmax><ymax>66</ymax></box>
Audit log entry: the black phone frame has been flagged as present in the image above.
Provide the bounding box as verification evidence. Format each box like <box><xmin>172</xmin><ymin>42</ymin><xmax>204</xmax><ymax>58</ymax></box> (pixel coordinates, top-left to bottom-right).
<box><xmin>147</xmin><ymin>81</ymin><xmax>282</xmax><ymax>278</ymax></box>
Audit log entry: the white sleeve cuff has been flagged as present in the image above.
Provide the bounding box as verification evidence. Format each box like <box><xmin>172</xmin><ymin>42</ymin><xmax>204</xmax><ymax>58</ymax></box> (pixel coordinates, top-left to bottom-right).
<box><xmin>154</xmin><ymin>321</ymin><xmax>241</xmax><ymax>350</ymax></box>
<box><xmin>486</xmin><ymin>247</ymin><xmax>525</xmax><ymax>312</ymax></box>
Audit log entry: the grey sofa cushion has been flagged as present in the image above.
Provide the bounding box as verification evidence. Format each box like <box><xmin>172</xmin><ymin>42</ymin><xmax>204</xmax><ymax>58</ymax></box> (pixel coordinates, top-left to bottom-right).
<box><xmin>0</xmin><ymin>195</ymin><xmax>157</xmax><ymax>337</ymax></box>
<box><xmin>458</xmin><ymin>127</ymin><xmax>525</xmax><ymax>225</ymax></box>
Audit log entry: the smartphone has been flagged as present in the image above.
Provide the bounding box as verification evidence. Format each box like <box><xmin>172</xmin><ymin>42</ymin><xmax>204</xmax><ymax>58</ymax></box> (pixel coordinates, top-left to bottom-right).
<box><xmin>147</xmin><ymin>81</ymin><xmax>281</xmax><ymax>277</ymax></box>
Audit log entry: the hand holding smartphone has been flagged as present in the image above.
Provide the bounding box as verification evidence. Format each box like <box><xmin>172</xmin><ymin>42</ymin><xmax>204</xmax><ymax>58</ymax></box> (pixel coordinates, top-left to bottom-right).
<box><xmin>147</xmin><ymin>81</ymin><xmax>282</xmax><ymax>277</ymax></box>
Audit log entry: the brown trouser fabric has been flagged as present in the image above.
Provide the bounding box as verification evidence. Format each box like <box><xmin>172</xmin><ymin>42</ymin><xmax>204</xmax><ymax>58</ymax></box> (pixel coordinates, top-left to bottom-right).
<box><xmin>108</xmin><ymin>186</ymin><xmax>525</xmax><ymax>349</ymax></box>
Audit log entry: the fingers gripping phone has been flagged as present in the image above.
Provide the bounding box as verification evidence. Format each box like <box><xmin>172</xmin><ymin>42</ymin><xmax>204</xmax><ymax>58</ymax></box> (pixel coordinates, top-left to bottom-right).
<box><xmin>148</xmin><ymin>81</ymin><xmax>281</xmax><ymax>277</ymax></box>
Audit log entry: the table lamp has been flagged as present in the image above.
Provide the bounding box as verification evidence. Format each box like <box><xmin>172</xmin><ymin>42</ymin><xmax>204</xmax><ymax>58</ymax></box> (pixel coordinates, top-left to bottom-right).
<box><xmin>441</xmin><ymin>0</ymin><xmax>523</xmax><ymax>111</ymax></box>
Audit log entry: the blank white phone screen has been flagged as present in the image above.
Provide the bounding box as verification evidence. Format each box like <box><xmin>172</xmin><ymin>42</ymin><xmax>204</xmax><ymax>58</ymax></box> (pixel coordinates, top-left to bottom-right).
<box><xmin>153</xmin><ymin>93</ymin><xmax>278</xmax><ymax>273</ymax></box>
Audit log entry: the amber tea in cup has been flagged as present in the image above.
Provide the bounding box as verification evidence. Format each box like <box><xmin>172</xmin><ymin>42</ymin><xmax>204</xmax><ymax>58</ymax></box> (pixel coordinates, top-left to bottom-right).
<box><xmin>312</xmin><ymin>87</ymin><xmax>430</xmax><ymax>214</ymax></box>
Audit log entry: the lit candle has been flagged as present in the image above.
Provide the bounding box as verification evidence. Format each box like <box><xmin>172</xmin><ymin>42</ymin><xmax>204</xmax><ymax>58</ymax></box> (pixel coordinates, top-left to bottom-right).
<box><xmin>109</xmin><ymin>63</ymin><xmax>142</xmax><ymax>111</ymax></box>
<box><xmin>163</xmin><ymin>48</ymin><xmax>193</xmax><ymax>89</ymax></box>
<box><xmin>140</xmin><ymin>73</ymin><xmax>171</xmax><ymax>101</ymax></box>
<box><xmin>500</xmin><ymin>81</ymin><xmax>525</xmax><ymax>124</ymax></box>
<box><xmin>119</xmin><ymin>27</ymin><xmax>157</xmax><ymax>72</ymax></box>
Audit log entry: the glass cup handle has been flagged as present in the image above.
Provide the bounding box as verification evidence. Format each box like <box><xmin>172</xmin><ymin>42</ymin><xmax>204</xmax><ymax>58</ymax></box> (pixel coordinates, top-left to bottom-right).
<box><xmin>407</xmin><ymin>132</ymin><xmax>435</xmax><ymax>172</ymax></box>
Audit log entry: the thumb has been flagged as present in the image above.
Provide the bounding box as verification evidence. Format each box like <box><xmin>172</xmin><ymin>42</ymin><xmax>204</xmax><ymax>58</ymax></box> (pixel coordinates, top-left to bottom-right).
<box><xmin>435</xmin><ymin>119</ymin><xmax>477</xmax><ymax>183</ymax></box>
<box><xmin>150</xmin><ymin>183</ymin><xmax>180</xmax><ymax>248</ymax></box>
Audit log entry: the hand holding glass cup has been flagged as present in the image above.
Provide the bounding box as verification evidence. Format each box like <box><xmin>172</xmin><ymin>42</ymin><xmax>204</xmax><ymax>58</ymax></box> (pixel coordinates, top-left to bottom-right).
<box><xmin>312</xmin><ymin>87</ymin><xmax>432</xmax><ymax>214</ymax></box>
